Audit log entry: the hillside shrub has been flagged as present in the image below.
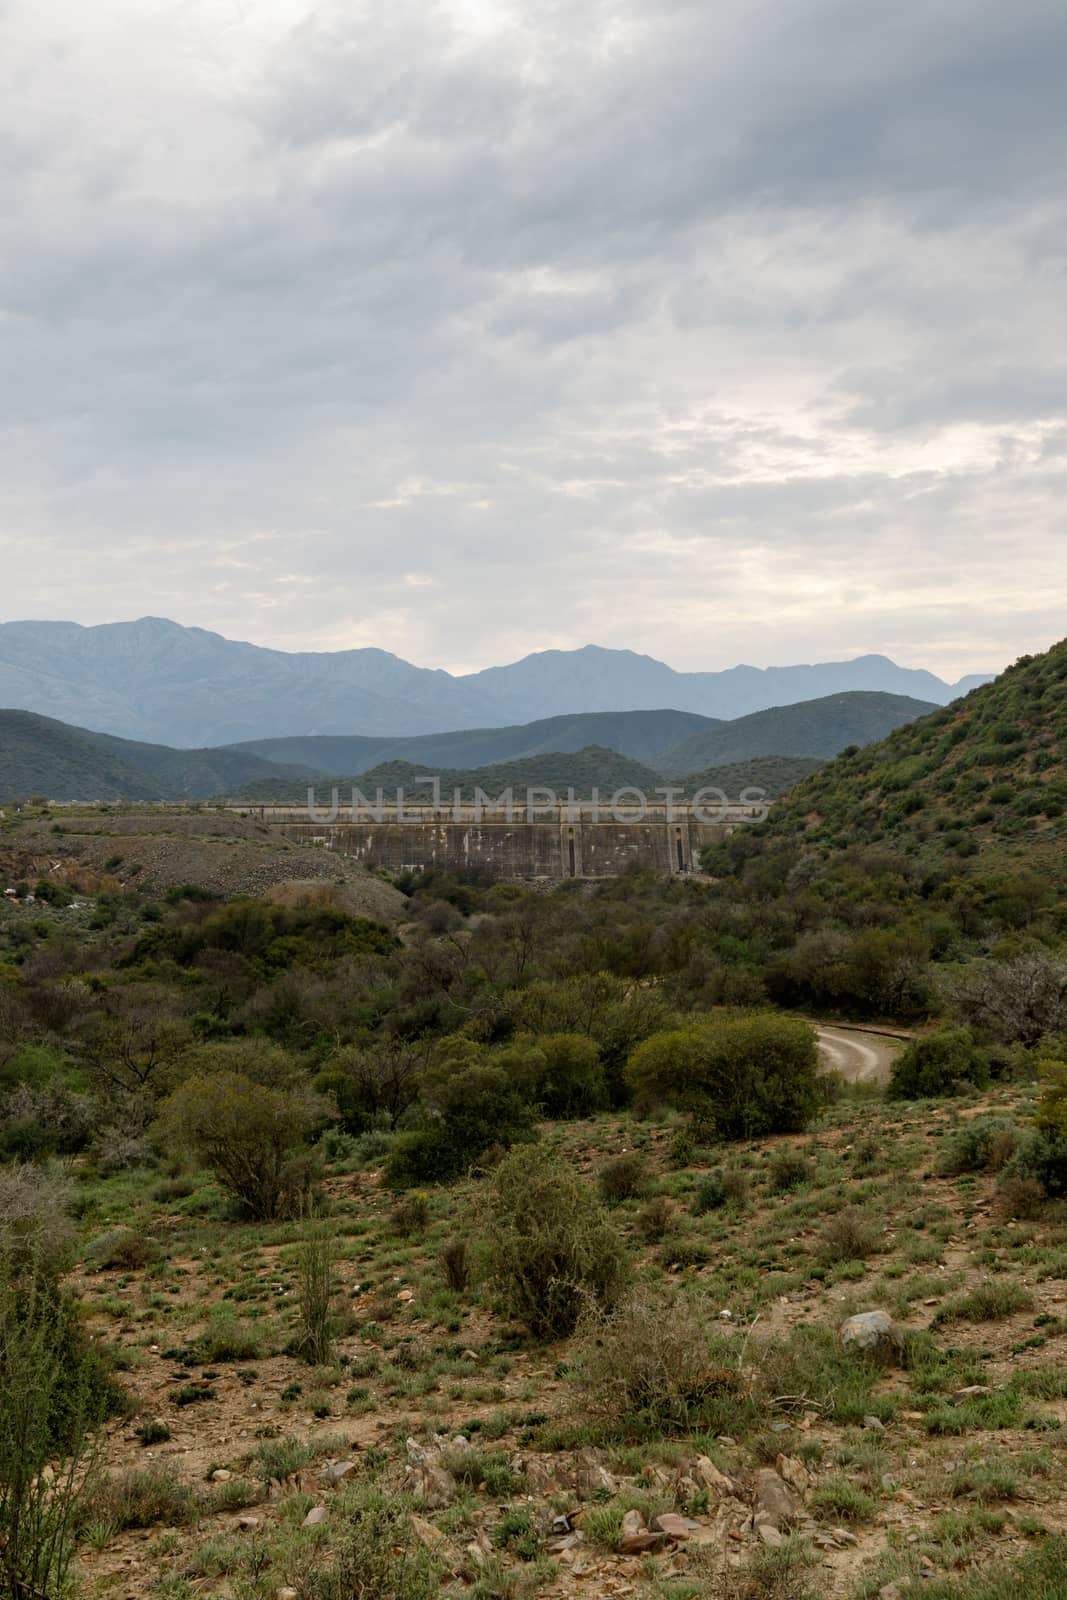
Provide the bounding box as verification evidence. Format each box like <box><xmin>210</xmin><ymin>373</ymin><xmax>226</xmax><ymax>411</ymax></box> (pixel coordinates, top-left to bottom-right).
<box><xmin>576</xmin><ymin>1286</ymin><xmax>743</xmax><ymax>1435</ymax></box>
<box><xmin>1000</xmin><ymin>1129</ymin><xmax>1067</xmax><ymax>1200</ymax></box>
<box><xmin>297</xmin><ymin>1487</ymin><xmax>440</xmax><ymax>1600</ymax></box>
<box><xmin>384</xmin><ymin>1059</ymin><xmax>534</xmax><ymax>1188</ymax></box>
<box><xmin>504</xmin><ymin>1032</ymin><xmax>607</xmax><ymax>1118</ymax></box>
<box><xmin>625</xmin><ymin>1014</ymin><xmax>820</xmax><ymax>1139</ymax></box>
<box><xmin>1</xmin><ymin>1180</ymin><xmax>124</xmax><ymax>1600</ymax></box>
<box><xmin>936</xmin><ymin>1117</ymin><xmax>1023</xmax><ymax>1175</ymax></box>
<box><xmin>155</xmin><ymin>1072</ymin><xmax>327</xmax><ymax>1220</ymax></box>
<box><xmin>473</xmin><ymin>1145</ymin><xmax>627</xmax><ymax>1338</ymax></box>
<box><xmin>597</xmin><ymin>1152</ymin><xmax>649</xmax><ymax>1203</ymax></box>
<box><xmin>887</xmin><ymin>1028</ymin><xmax>991</xmax><ymax>1099</ymax></box>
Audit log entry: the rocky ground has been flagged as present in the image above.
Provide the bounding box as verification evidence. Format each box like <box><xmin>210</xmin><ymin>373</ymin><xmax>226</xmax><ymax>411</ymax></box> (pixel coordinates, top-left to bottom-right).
<box><xmin>64</xmin><ymin>1081</ymin><xmax>1067</xmax><ymax>1600</ymax></box>
<box><xmin>0</xmin><ymin>806</ymin><xmax>406</xmax><ymax>920</ymax></box>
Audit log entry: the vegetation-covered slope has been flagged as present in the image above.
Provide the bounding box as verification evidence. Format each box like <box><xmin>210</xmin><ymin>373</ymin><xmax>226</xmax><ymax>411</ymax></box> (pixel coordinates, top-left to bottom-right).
<box><xmin>764</xmin><ymin>639</ymin><xmax>1067</xmax><ymax>878</ymax></box>
<box><xmin>229</xmin><ymin>708</ymin><xmax>719</xmax><ymax>774</ymax></box>
<box><xmin>0</xmin><ymin>711</ymin><xmax>324</xmax><ymax>802</ymax></box>
<box><xmin>661</xmin><ymin>692</ymin><xmax>937</xmax><ymax>773</ymax></box>
<box><xmin>226</xmin><ymin>746</ymin><xmax>666</xmax><ymax>804</ymax></box>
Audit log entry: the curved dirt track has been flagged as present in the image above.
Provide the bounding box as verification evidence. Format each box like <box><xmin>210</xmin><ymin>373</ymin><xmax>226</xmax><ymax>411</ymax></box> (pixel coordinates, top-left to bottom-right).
<box><xmin>816</xmin><ymin>1025</ymin><xmax>903</xmax><ymax>1086</ymax></box>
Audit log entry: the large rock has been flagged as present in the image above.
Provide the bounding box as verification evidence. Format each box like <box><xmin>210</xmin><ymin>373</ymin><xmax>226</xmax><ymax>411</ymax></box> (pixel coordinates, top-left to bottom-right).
<box><xmin>406</xmin><ymin>1461</ymin><xmax>458</xmax><ymax>1509</ymax></box>
<box><xmin>753</xmin><ymin>1469</ymin><xmax>798</xmax><ymax>1532</ymax></box>
<box><xmin>839</xmin><ymin>1310</ymin><xmax>903</xmax><ymax>1365</ymax></box>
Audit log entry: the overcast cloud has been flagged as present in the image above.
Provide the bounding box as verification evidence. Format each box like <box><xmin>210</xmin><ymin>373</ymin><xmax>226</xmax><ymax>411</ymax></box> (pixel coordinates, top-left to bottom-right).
<box><xmin>1</xmin><ymin>0</ymin><xmax>1065</xmax><ymax>678</ymax></box>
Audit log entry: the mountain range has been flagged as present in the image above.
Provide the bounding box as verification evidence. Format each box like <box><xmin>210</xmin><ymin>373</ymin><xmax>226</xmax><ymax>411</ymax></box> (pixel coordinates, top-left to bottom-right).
<box><xmin>0</xmin><ymin>691</ymin><xmax>940</xmax><ymax>803</ymax></box>
<box><xmin>0</xmin><ymin>617</ymin><xmax>990</xmax><ymax>746</ymax></box>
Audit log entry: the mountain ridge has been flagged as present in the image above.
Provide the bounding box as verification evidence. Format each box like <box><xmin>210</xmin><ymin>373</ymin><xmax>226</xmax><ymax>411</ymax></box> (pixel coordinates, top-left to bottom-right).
<box><xmin>0</xmin><ymin>617</ymin><xmax>992</xmax><ymax>746</ymax></box>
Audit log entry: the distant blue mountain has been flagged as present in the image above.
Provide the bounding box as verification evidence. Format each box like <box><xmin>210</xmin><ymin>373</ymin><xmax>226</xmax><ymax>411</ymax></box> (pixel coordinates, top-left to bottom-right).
<box><xmin>0</xmin><ymin>617</ymin><xmax>992</xmax><ymax>747</ymax></box>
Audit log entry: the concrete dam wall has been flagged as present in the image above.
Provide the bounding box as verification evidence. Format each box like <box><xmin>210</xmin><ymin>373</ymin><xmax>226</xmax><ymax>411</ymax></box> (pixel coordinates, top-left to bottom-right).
<box><xmin>265</xmin><ymin>803</ymin><xmax>762</xmax><ymax>879</ymax></box>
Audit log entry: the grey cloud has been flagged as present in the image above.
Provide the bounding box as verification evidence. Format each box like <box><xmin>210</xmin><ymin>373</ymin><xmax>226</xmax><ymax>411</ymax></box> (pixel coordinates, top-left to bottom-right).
<box><xmin>0</xmin><ymin>0</ymin><xmax>1064</xmax><ymax>681</ymax></box>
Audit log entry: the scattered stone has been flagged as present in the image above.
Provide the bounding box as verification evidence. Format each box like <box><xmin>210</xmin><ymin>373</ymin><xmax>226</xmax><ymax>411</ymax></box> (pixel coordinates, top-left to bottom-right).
<box><xmin>839</xmin><ymin>1310</ymin><xmax>903</xmax><ymax>1365</ymax></box>
<box><xmin>757</xmin><ymin>1524</ymin><xmax>785</xmax><ymax>1548</ymax></box>
<box><xmin>406</xmin><ymin>1462</ymin><xmax>458</xmax><ymax>1509</ymax></box>
<box><xmin>653</xmin><ymin>1513</ymin><xmax>692</xmax><ymax>1542</ymax></box>
<box><xmin>878</xmin><ymin>1585</ymin><xmax>903</xmax><ymax>1600</ymax></box>
<box><xmin>863</xmin><ymin>1415</ymin><xmax>886</xmax><ymax>1432</ymax></box>
<box><xmin>831</xmin><ymin>1528</ymin><xmax>859</xmax><ymax>1547</ymax></box>
<box><xmin>302</xmin><ymin>1506</ymin><xmax>328</xmax><ymax>1528</ymax></box>
<box><xmin>277</xmin><ymin>1588</ymin><xmax>298</xmax><ymax>1600</ymax></box>
<box><xmin>210</xmin><ymin>1469</ymin><xmax>232</xmax><ymax>1483</ymax></box>
<box><xmin>410</xmin><ymin>1516</ymin><xmax>449</xmax><ymax>1553</ymax></box>
<box><xmin>690</xmin><ymin>1456</ymin><xmax>738</xmax><ymax>1498</ymax></box>
<box><xmin>320</xmin><ymin>1461</ymin><xmax>358</xmax><ymax>1485</ymax></box>
<box><xmin>775</xmin><ymin>1454</ymin><xmax>810</xmax><ymax>1493</ymax></box>
<box><xmin>619</xmin><ymin>1510</ymin><xmax>666</xmax><ymax>1555</ymax></box>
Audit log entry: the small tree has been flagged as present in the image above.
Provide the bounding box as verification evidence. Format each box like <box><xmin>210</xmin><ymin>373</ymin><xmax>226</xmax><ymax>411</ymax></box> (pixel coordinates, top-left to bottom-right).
<box><xmin>156</xmin><ymin>1072</ymin><xmax>327</xmax><ymax>1219</ymax></box>
<box><xmin>473</xmin><ymin>1145</ymin><xmax>627</xmax><ymax>1338</ymax></box>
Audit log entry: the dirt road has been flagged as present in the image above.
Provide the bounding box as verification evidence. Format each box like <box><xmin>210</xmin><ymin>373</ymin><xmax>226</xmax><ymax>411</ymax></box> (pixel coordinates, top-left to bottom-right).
<box><xmin>815</xmin><ymin>1025</ymin><xmax>903</xmax><ymax>1086</ymax></box>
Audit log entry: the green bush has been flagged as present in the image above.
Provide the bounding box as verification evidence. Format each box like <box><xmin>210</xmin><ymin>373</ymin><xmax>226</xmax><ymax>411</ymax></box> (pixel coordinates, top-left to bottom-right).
<box><xmin>504</xmin><ymin>1032</ymin><xmax>607</xmax><ymax>1118</ymax></box>
<box><xmin>937</xmin><ymin>1117</ymin><xmax>1023</xmax><ymax>1175</ymax></box>
<box><xmin>1001</xmin><ymin>1129</ymin><xmax>1067</xmax><ymax>1199</ymax></box>
<box><xmin>597</xmin><ymin>1152</ymin><xmax>649</xmax><ymax>1203</ymax></box>
<box><xmin>474</xmin><ymin>1145</ymin><xmax>627</xmax><ymax>1339</ymax></box>
<box><xmin>384</xmin><ymin>1058</ymin><xmax>535</xmax><ymax>1188</ymax></box>
<box><xmin>888</xmin><ymin>1028</ymin><xmax>992</xmax><ymax>1099</ymax></box>
<box><xmin>625</xmin><ymin>1014</ymin><xmax>820</xmax><ymax>1139</ymax></box>
<box><xmin>576</xmin><ymin>1286</ymin><xmax>743</xmax><ymax>1435</ymax></box>
<box><xmin>155</xmin><ymin>1072</ymin><xmax>327</xmax><ymax>1220</ymax></box>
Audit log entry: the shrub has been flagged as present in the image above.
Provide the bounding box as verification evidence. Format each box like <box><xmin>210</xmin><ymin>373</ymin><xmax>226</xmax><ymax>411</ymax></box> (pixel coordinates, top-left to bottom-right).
<box><xmin>84</xmin><ymin>1465</ymin><xmax>198</xmax><ymax>1530</ymax></box>
<box><xmin>937</xmin><ymin>1117</ymin><xmax>1023</xmax><ymax>1175</ymax></box>
<box><xmin>84</xmin><ymin>1227</ymin><xmax>159</xmax><ymax>1273</ymax></box>
<box><xmin>390</xmin><ymin>1193</ymin><xmax>430</xmax><ymax>1238</ymax></box>
<box><xmin>750</xmin><ymin>1325</ymin><xmax>883</xmax><ymax>1426</ymax></box>
<box><xmin>0</xmin><ymin>1237</ymin><xmax>122</xmax><ymax>1600</ymax></box>
<box><xmin>692</xmin><ymin>1167</ymin><xmax>750</xmax><ymax>1213</ymax></box>
<box><xmin>818</xmin><ymin>1206</ymin><xmax>882</xmax><ymax>1264</ymax></box>
<box><xmin>1035</xmin><ymin>1056</ymin><xmax>1067</xmax><ymax>1137</ymax></box>
<box><xmin>808</xmin><ymin>1477</ymin><xmax>876</xmax><ymax>1523</ymax></box>
<box><xmin>597</xmin><ymin>1153</ymin><xmax>649</xmax><ymax>1204</ymax></box>
<box><xmin>635</xmin><ymin>1195</ymin><xmax>675</xmax><ymax>1243</ymax></box>
<box><xmin>134</xmin><ymin>1422</ymin><xmax>171</xmax><ymax>1447</ymax></box>
<box><xmin>384</xmin><ymin>1058</ymin><xmax>535</xmax><ymax>1188</ymax></box>
<box><xmin>625</xmin><ymin>1015</ymin><xmax>820</xmax><ymax>1139</ymax></box>
<box><xmin>506</xmin><ymin>1032</ymin><xmax>607</xmax><ymax>1118</ymax></box>
<box><xmin>439</xmin><ymin>1238</ymin><xmax>471</xmax><ymax>1293</ymax></box>
<box><xmin>291</xmin><ymin>1235</ymin><xmax>336</xmax><ymax>1367</ymax></box>
<box><xmin>295</xmin><ymin>1486</ymin><xmax>441</xmax><ymax>1600</ymax></box>
<box><xmin>155</xmin><ymin>1072</ymin><xmax>327</xmax><ymax>1220</ymax></box>
<box><xmin>196</xmin><ymin>1308</ymin><xmax>263</xmax><ymax>1364</ymax></box>
<box><xmin>473</xmin><ymin>1145</ymin><xmax>627</xmax><ymax>1339</ymax></box>
<box><xmin>576</xmin><ymin>1286</ymin><xmax>743</xmax><ymax>1435</ymax></box>
<box><xmin>768</xmin><ymin>1150</ymin><xmax>815</xmax><ymax>1191</ymax></box>
<box><xmin>888</xmin><ymin>1028</ymin><xmax>991</xmax><ymax>1099</ymax></box>
<box><xmin>997</xmin><ymin>1175</ymin><xmax>1045</xmax><ymax>1220</ymax></box>
<box><xmin>934</xmin><ymin>1281</ymin><xmax>1034</xmax><ymax>1324</ymax></box>
<box><xmin>1000</xmin><ymin>1128</ymin><xmax>1067</xmax><ymax>1199</ymax></box>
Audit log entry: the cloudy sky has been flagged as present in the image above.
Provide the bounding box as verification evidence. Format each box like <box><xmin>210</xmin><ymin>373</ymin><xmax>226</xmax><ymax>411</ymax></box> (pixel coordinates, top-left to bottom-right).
<box><xmin>2</xmin><ymin>0</ymin><xmax>1065</xmax><ymax>678</ymax></box>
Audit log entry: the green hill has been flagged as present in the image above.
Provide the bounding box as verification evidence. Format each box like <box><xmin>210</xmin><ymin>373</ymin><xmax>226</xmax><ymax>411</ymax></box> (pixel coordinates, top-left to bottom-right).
<box><xmin>224</xmin><ymin>746</ymin><xmax>667</xmax><ymax>804</ymax></box>
<box><xmin>0</xmin><ymin>710</ymin><xmax>324</xmax><ymax>802</ymax></box>
<box><xmin>660</xmin><ymin>691</ymin><xmax>937</xmax><ymax>773</ymax></box>
<box><xmin>762</xmin><ymin>639</ymin><xmax>1067</xmax><ymax>877</ymax></box>
<box><xmin>227</xmin><ymin>708</ymin><xmax>718</xmax><ymax>775</ymax></box>
<box><xmin>682</xmin><ymin>755</ymin><xmax>825</xmax><ymax>799</ymax></box>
